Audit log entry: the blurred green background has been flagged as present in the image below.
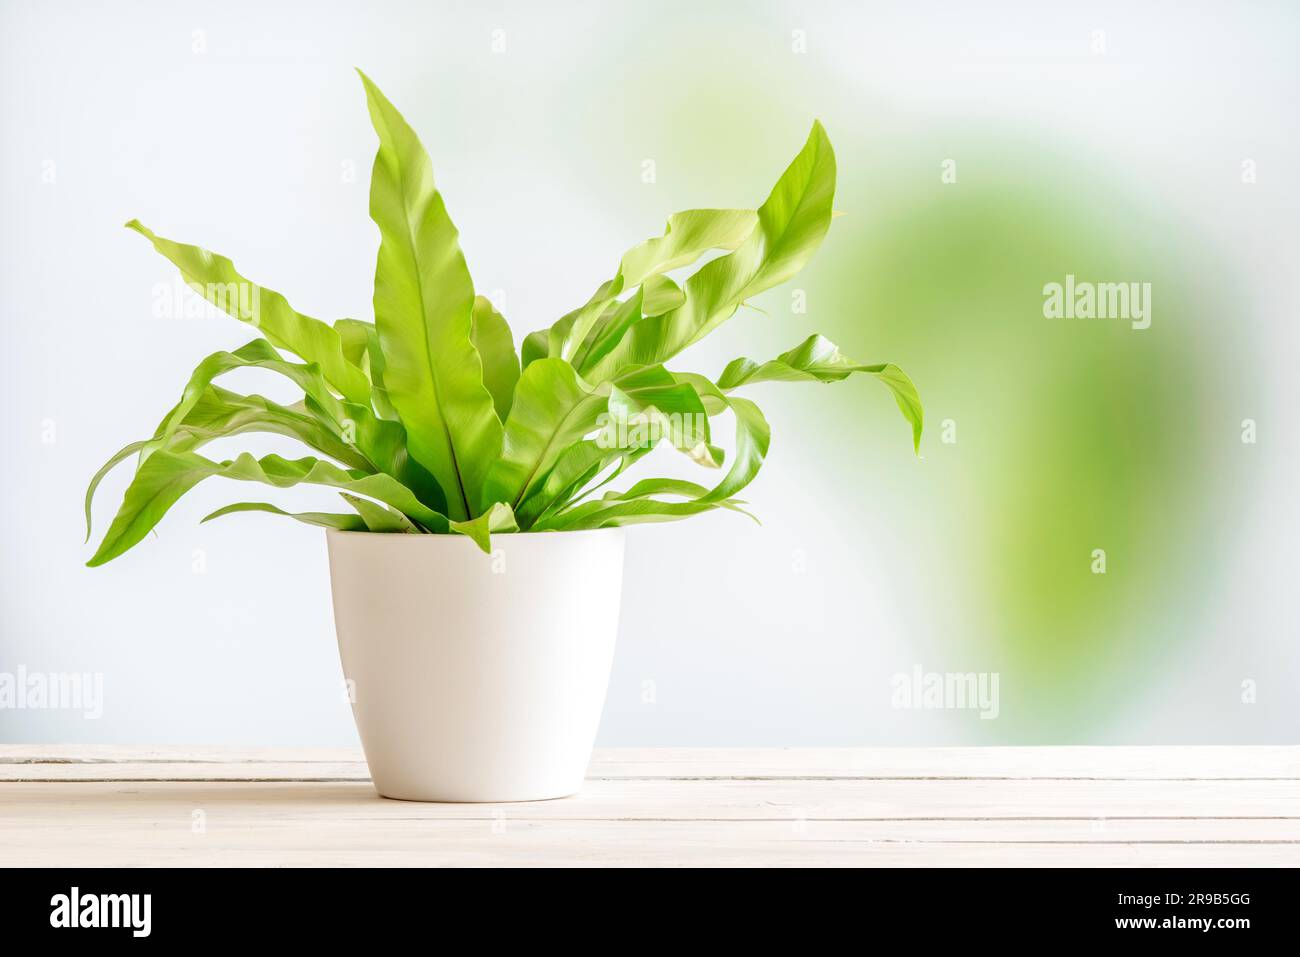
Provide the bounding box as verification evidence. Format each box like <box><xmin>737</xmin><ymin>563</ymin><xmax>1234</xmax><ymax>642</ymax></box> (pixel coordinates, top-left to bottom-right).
<box><xmin>4</xmin><ymin>0</ymin><xmax>1294</xmax><ymax>744</ymax></box>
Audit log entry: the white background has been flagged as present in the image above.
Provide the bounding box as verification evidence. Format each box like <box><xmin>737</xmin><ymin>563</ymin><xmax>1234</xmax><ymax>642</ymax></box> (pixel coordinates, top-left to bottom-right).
<box><xmin>2</xmin><ymin>0</ymin><xmax>1296</xmax><ymax>745</ymax></box>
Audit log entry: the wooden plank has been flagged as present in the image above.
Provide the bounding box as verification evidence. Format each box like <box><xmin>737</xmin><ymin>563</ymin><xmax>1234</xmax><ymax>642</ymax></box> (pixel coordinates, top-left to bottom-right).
<box><xmin>2</xmin><ymin>746</ymin><xmax>1297</xmax><ymax>781</ymax></box>
<box><xmin>0</xmin><ymin>815</ymin><xmax>1295</xmax><ymax>867</ymax></box>
<box><xmin>0</xmin><ymin>745</ymin><xmax>362</xmax><ymax>765</ymax></box>
<box><xmin>3</xmin><ymin>793</ymin><xmax>1297</xmax><ymax>840</ymax></box>
<box><xmin>589</xmin><ymin>747</ymin><xmax>1300</xmax><ymax>780</ymax></box>
<box><xmin>2</xmin><ymin>779</ymin><xmax>1296</xmax><ymax>821</ymax></box>
<box><xmin>4</xmin><ymin>748</ymin><xmax>1295</xmax><ymax>866</ymax></box>
<box><xmin>0</xmin><ymin>762</ymin><xmax>371</xmax><ymax>782</ymax></box>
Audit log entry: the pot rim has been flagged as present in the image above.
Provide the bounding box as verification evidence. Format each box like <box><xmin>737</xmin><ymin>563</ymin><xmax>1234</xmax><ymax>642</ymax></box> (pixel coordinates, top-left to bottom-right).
<box><xmin>324</xmin><ymin>526</ymin><xmax>625</xmax><ymax>541</ymax></box>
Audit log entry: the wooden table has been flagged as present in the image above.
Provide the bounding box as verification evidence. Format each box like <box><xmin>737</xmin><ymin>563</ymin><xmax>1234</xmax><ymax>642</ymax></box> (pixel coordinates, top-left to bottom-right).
<box><xmin>2</xmin><ymin>745</ymin><xmax>1297</xmax><ymax>866</ymax></box>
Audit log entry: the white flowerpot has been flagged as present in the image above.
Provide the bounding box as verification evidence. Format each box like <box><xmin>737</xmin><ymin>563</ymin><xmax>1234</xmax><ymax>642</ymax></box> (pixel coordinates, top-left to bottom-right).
<box><xmin>325</xmin><ymin>527</ymin><xmax>626</xmax><ymax>802</ymax></box>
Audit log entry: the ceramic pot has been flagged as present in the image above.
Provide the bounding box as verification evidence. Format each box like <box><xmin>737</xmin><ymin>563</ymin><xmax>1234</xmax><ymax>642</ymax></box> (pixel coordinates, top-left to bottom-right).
<box><xmin>326</xmin><ymin>528</ymin><xmax>625</xmax><ymax>802</ymax></box>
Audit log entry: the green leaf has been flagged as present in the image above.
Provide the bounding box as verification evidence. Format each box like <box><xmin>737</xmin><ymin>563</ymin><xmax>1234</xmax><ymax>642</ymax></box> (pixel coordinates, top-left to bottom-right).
<box><xmin>640</xmin><ymin>274</ymin><xmax>686</xmax><ymax>316</ymax></box>
<box><xmin>359</xmin><ymin>69</ymin><xmax>502</xmax><ymax>522</ymax></box>
<box><xmin>174</xmin><ymin>386</ymin><xmax>370</xmax><ymax>467</ymax></box>
<box><xmin>604</xmin><ymin>477</ymin><xmax>717</xmax><ymax>500</ymax></box>
<box><xmin>201</xmin><ymin>501</ymin><xmax>367</xmax><ymax>531</ymax></box>
<box><xmin>568</xmin><ymin>276</ymin><xmax>684</xmax><ymax>373</ymax></box>
<box><xmin>604</xmin><ymin>369</ymin><xmax>722</xmax><ymax>469</ymax></box>
<box><xmin>514</xmin><ymin>437</ymin><xmax>668</xmax><ymax>531</ymax></box>
<box><xmin>536</xmin><ymin>471</ymin><xmax>757</xmax><ymax>532</ymax></box>
<box><xmin>448</xmin><ymin>501</ymin><xmax>518</xmax><ymax>553</ymax></box>
<box><xmin>512</xmin><ymin>440</ymin><xmax>618</xmax><ymax>529</ymax></box>
<box><xmin>88</xmin><ymin>450</ymin><xmax>448</xmax><ymax>566</ymax></box>
<box><xmin>338</xmin><ymin>493</ymin><xmax>421</xmax><ymax>532</ymax></box>
<box><xmin>231</xmin><ymin>455</ymin><xmax>447</xmax><ymax>529</ymax></box>
<box><xmin>570</xmin><ymin>290</ymin><xmax>643</xmax><ymax>372</ymax></box>
<box><xmin>584</xmin><ymin>122</ymin><xmax>836</xmax><ymax>382</ymax></box>
<box><xmin>471</xmin><ymin>296</ymin><xmax>520</xmax><ymax>422</ymax></box>
<box><xmin>335</xmin><ymin>317</ymin><xmax>370</xmax><ymax>368</ymax></box>
<box><xmin>537</xmin><ymin>494</ymin><xmax>749</xmax><ymax>531</ymax></box>
<box><xmin>83</xmin><ymin>384</ymin><xmax>370</xmax><ymax>543</ymax></box>
<box><xmin>520</xmin><ymin>329</ymin><xmax>551</xmax><ymax>370</ymax></box>
<box><xmin>139</xmin><ymin>343</ymin><xmax>355</xmax><ymax>462</ymax></box>
<box><xmin>89</xmin><ymin>88</ymin><xmax>920</xmax><ymax>565</ymax></box>
<box><xmin>125</xmin><ymin>220</ymin><xmax>371</xmax><ymax>405</ymax></box>
<box><xmin>718</xmin><ymin>333</ymin><xmax>924</xmax><ymax>452</ymax></box>
<box><xmin>482</xmin><ymin>358</ymin><xmax>604</xmax><ymax>511</ymax></box>
<box><xmin>84</xmin><ymin>440</ymin><xmax>148</xmax><ymax>542</ymax></box>
<box><xmin>138</xmin><ymin>338</ymin><xmax>446</xmax><ymax>510</ymax></box>
<box><xmin>488</xmin><ymin>359</ymin><xmax>723</xmax><ymax>522</ymax></box>
<box><xmin>543</xmin><ymin>280</ymin><xmax>619</xmax><ymax>363</ymax></box>
<box><xmin>602</xmin><ymin>476</ymin><xmax>757</xmax><ymax>518</ymax></box>
<box><xmin>529</xmin><ymin>208</ymin><xmax>760</xmax><ymax>366</ymax></box>
<box><xmin>619</xmin><ymin>209</ymin><xmax>759</xmax><ymax>287</ymax></box>
<box><xmin>335</xmin><ymin>318</ymin><xmax>398</xmax><ymax>420</ymax></box>
<box><xmin>89</xmin><ymin>453</ymin><xmax>219</xmax><ymax>566</ymax></box>
<box><xmin>670</xmin><ymin>373</ymin><xmax>771</xmax><ymax>503</ymax></box>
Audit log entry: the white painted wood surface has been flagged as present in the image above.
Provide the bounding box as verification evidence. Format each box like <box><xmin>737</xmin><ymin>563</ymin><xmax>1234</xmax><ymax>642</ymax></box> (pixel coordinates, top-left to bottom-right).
<box><xmin>1</xmin><ymin>746</ymin><xmax>1296</xmax><ymax>866</ymax></box>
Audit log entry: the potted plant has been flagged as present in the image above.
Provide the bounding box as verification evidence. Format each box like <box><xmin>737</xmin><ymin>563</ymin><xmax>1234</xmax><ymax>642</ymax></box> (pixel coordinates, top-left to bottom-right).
<box><xmin>85</xmin><ymin>71</ymin><xmax>922</xmax><ymax>802</ymax></box>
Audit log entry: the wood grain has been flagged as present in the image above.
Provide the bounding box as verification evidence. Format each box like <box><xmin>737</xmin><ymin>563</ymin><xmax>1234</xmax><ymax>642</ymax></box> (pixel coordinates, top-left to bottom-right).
<box><xmin>1</xmin><ymin>746</ymin><xmax>1296</xmax><ymax>866</ymax></box>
